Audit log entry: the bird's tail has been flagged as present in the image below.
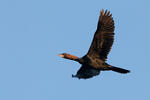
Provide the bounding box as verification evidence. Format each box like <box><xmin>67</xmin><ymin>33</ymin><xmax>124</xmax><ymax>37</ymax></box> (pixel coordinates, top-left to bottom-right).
<box><xmin>109</xmin><ymin>66</ymin><xmax>130</xmax><ymax>74</ymax></box>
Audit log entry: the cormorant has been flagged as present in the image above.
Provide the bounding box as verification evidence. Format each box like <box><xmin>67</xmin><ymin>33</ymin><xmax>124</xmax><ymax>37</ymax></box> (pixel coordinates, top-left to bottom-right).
<box><xmin>58</xmin><ymin>9</ymin><xmax>130</xmax><ymax>79</ymax></box>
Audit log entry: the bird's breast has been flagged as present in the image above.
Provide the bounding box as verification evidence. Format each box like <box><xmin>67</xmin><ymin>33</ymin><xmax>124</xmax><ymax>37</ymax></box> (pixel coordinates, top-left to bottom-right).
<box><xmin>83</xmin><ymin>55</ymin><xmax>105</xmax><ymax>69</ymax></box>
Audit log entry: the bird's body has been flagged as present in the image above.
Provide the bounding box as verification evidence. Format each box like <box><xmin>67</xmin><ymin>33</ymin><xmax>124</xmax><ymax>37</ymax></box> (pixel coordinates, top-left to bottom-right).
<box><xmin>78</xmin><ymin>55</ymin><xmax>107</xmax><ymax>69</ymax></box>
<box><xmin>58</xmin><ymin>9</ymin><xmax>130</xmax><ymax>79</ymax></box>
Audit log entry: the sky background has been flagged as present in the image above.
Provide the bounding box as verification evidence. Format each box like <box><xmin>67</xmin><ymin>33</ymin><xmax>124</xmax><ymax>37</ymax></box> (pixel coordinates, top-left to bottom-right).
<box><xmin>0</xmin><ymin>0</ymin><xmax>150</xmax><ymax>100</ymax></box>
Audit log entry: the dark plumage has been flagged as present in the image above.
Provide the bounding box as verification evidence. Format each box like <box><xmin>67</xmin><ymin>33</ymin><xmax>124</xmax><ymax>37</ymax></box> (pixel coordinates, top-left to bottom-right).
<box><xmin>58</xmin><ymin>9</ymin><xmax>130</xmax><ymax>79</ymax></box>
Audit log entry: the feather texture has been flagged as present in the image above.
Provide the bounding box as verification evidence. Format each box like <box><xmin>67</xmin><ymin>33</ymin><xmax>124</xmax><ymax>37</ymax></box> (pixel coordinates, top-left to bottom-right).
<box><xmin>87</xmin><ymin>9</ymin><xmax>114</xmax><ymax>61</ymax></box>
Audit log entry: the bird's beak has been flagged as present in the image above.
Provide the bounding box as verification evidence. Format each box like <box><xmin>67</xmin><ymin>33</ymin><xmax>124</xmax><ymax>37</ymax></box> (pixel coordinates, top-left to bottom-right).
<box><xmin>58</xmin><ymin>54</ymin><xmax>64</xmax><ymax>58</ymax></box>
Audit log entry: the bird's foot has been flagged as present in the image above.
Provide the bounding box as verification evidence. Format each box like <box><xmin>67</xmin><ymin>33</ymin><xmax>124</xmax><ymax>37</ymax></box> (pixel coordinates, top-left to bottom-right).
<box><xmin>72</xmin><ymin>74</ymin><xmax>76</xmax><ymax>78</ymax></box>
<box><xmin>72</xmin><ymin>74</ymin><xmax>81</xmax><ymax>79</ymax></box>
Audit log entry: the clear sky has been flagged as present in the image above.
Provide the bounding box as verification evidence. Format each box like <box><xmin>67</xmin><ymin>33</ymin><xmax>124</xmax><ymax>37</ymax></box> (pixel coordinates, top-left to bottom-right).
<box><xmin>0</xmin><ymin>0</ymin><xmax>149</xmax><ymax>100</ymax></box>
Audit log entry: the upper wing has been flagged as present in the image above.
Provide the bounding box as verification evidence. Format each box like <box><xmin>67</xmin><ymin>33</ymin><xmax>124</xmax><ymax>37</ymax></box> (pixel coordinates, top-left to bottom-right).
<box><xmin>87</xmin><ymin>9</ymin><xmax>115</xmax><ymax>60</ymax></box>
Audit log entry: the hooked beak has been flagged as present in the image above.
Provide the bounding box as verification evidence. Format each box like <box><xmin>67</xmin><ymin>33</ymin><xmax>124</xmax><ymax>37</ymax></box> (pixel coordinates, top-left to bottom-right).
<box><xmin>58</xmin><ymin>54</ymin><xmax>64</xmax><ymax>58</ymax></box>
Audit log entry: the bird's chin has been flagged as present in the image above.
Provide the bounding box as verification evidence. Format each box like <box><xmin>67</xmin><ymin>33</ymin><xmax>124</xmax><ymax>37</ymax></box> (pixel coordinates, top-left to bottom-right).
<box><xmin>58</xmin><ymin>54</ymin><xmax>64</xmax><ymax>58</ymax></box>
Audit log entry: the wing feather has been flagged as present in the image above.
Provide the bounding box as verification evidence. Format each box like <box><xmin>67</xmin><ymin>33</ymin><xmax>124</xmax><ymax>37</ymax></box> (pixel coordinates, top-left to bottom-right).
<box><xmin>87</xmin><ymin>9</ymin><xmax>115</xmax><ymax>60</ymax></box>
<box><xmin>73</xmin><ymin>65</ymin><xmax>100</xmax><ymax>79</ymax></box>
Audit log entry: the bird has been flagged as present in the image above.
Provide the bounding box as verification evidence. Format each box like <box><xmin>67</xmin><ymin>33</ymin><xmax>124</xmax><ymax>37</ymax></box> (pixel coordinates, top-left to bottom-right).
<box><xmin>58</xmin><ymin>9</ymin><xmax>130</xmax><ymax>79</ymax></box>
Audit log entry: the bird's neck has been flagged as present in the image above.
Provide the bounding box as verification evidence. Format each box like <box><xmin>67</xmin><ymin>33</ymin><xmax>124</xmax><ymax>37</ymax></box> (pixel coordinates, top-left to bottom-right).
<box><xmin>64</xmin><ymin>54</ymin><xmax>79</xmax><ymax>60</ymax></box>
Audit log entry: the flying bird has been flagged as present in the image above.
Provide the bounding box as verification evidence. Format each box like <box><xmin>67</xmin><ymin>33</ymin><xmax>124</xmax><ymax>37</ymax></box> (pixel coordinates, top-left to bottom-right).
<box><xmin>58</xmin><ymin>9</ymin><xmax>130</xmax><ymax>79</ymax></box>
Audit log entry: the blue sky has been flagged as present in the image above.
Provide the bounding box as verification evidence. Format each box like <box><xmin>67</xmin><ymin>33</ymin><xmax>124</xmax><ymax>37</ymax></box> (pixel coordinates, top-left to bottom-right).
<box><xmin>0</xmin><ymin>0</ymin><xmax>149</xmax><ymax>100</ymax></box>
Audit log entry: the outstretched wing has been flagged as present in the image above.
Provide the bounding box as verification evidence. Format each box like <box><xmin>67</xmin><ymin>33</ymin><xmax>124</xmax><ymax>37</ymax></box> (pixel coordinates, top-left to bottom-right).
<box><xmin>87</xmin><ymin>9</ymin><xmax>115</xmax><ymax>60</ymax></box>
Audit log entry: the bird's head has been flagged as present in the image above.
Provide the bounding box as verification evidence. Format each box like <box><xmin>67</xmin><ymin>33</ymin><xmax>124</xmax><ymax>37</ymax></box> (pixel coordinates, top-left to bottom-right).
<box><xmin>58</xmin><ymin>53</ymin><xmax>78</xmax><ymax>60</ymax></box>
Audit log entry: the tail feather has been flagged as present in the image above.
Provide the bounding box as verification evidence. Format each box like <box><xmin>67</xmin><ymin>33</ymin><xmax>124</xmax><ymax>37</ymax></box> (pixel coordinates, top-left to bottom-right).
<box><xmin>110</xmin><ymin>66</ymin><xmax>130</xmax><ymax>74</ymax></box>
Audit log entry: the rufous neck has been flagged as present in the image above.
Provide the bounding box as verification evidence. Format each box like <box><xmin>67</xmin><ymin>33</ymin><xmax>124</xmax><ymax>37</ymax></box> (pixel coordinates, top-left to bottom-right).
<box><xmin>64</xmin><ymin>54</ymin><xmax>78</xmax><ymax>60</ymax></box>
